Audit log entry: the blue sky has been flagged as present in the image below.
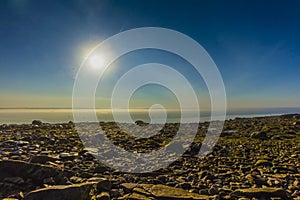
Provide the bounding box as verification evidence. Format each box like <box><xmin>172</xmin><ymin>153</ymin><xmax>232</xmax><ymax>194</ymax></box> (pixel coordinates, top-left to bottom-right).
<box><xmin>0</xmin><ymin>0</ymin><xmax>300</xmax><ymax>109</ymax></box>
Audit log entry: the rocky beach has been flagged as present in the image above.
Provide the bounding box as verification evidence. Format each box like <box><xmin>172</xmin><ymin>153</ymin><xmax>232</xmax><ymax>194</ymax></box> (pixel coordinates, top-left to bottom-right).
<box><xmin>0</xmin><ymin>114</ymin><xmax>299</xmax><ymax>200</ymax></box>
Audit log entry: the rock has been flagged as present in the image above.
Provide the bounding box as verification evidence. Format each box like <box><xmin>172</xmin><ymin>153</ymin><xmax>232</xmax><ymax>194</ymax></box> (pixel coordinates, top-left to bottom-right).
<box><xmin>245</xmin><ymin>174</ymin><xmax>268</xmax><ymax>186</ymax></box>
<box><xmin>30</xmin><ymin>155</ymin><xmax>58</xmax><ymax>164</ymax></box>
<box><xmin>135</xmin><ymin>120</ymin><xmax>149</xmax><ymax>126</ymax></box>
<box><xmin>255</xmin><ymin>159</ymin><xmax>273</xmax><ymax>167</ymax></box>
<box><xmin>59</xmin><ymin>153</ymin><xmax>76</xmax><ymax>160</ymax></box>
<box><xmin>293</xmin><ymin>121</ymin><xmax>300</xmax><ymax>126</ymax></box>
<box><xmin>0</xmin><ymin>160</ymin><xmax>65</xmax><ymax>185</ymax></box>
<box><xmin>198</xmin><ymin>170</ymin><xmax>210</xmax><ymax>179</ymax></box>
<box><xmin>120</xmin><ymin>183</ymin><xmax>138</xmax><ymax>193</ymax></box>
<box><xmin>88</xmin><ymin>178</ymin><xmax>111</xmax><ymax>191</ymax></box>
<box><xmin>94</xmin><ymin>165</ymin><xmax>109</xmax><ymax>173</ymax></box>
<box><xmin>271</xmin><ymin>135</ymin><xmax>285</xmax><ymax>140</ymax></box>
<box><xmin>32</xmin><ymin>120</ymin><xmax>42</xmax><ymax>126</ymax></box>
<box><xmin>272</xmin><ymin>135</ymin><xmax>296</xmax><ymax>140</ymax></box>
<box><xmin>70</xmin><ymin>176</ymin><xmax>84</xmax><ymax>184</ymax></box>
<box><xmin>176</xmin><ymin>182</ymin><xmax>191</xmax><ymax>190</ymax></box>
<box><xmin>250</xmin><ymin>131</ymin><xmax>268</xmax><ymax>140</ymax></box>
<box><xmin>166</xmin><ymin>182</ymin><xmax>177</xmax><ymax>187</ymax></box>
<box><xmin>93</xmin><ymin>192</ymin><xmax>110</xmax><ymax>200</ymax></box>
<box><xmin>119</xmin><ymin>192</ymin><xmax>151</xmax><ymax>200</ymax></box>
<box><xmin>286</xmin><ymin>131</ymin><xmax>296</xmax><ymax>135</ymax></box>
<box><xmin>156</xmin><ymin>175</ymin><xmax>168</xmax><ymax>183</ymax></box>
<box><xmin>199</xmin><ymin>189</ymin><xmax>209</xmax><ymax>195</ymax></box>
<box><xmin>24</xmin><ymin>182</ymin><xmax>96</xmax><ymax>200</ymax></box>
<box><xmin>110</xmin><ymin>189</ymin><xmax>121</xmax><ymax>198</ymax></box>
<box><xmin>121</xmin><ymin>183</ymin><xmax>209</xmax><ymax>199</ymax></box>
<box><xmin>230</xmin><ymin>188</ymin><xmax>290</xmax><ymax>199</ymax></box>
<box><xmin>208</xmin><ymin>185</ymin><xmax>219</xmax><ymax>195</ymax></box>
<box><xmin>16</xmin><ymin>140</ymin><xmax>30</xmax><ymax>146</ymax></box>
<box><xmin>79</xmin><ymin>172</ymin><xmax>93</xmax><ymax>179</ymax></box>
<box><xmin>145</xmin><ymin>184</ymin><xmax>209</xmax><ymax>199</ymax></box>
<box><xmin>185</xmin><ymin>143</ymin><xmax>200</xmax><ymax>155</ymax></box>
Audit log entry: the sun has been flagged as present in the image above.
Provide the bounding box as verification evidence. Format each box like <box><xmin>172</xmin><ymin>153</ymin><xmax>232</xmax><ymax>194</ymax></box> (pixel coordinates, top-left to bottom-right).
<box><xmin>89</xmin><ymin>54</ymin><xmax>106</xmax><ymax>69</ymax></box>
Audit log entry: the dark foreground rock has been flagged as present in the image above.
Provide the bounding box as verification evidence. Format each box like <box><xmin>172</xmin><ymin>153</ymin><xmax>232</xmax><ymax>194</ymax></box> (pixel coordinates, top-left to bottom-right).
<box><xmin>0</xmin><ymin>160</ymin><xmax>66</xmax><ymax>198</ymax></box>
<box><xmin>0</xmin><ymin>160</ymin><xmax>65</xmax><ymax>184</ymax></box>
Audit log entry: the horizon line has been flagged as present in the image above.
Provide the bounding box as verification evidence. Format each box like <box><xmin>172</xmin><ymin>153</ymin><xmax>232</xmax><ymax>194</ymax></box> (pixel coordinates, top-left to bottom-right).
<box><xmin>0</xmin><ymin>106</ymin><xmax>300</xmax><ymax>110</ymax></box>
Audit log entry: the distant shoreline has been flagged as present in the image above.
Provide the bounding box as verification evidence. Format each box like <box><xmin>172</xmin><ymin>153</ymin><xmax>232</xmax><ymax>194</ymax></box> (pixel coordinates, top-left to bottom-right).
<box><xmin>0</xmin><ymin>108</ymin><xmax>300</xmax><ymax>124</ymax></box>
<box><xmin>0</xmin><ymin>106</ymin><xmax>300</xmax><ymax>110</ymax></box>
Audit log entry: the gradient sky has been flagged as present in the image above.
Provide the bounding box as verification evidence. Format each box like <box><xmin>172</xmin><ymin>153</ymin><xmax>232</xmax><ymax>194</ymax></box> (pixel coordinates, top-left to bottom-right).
<box><xmin>1</xmin><ymin>0</ymin><xmax>300</xmax><ymax>109</ymax></box>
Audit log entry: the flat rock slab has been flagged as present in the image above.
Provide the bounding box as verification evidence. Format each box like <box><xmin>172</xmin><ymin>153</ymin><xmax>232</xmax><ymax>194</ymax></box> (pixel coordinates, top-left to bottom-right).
<box><xmin>24</xmin><ymin>182</ymin><xmax>96</xmax><ymax>200</ymax></box>
<box><xmin>120</xmin><ymin>183</ymin><xmax>209</xmax><ymax>200</ymax></box>
<box><xmin>230</xmin><ymin>188</ymin><xmax>290</xmax><ymax>199</ymax></box>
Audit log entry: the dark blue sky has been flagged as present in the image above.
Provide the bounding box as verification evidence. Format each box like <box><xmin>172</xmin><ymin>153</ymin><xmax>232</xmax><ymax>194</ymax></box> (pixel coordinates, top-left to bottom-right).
<box><xmin>1</xmin><ymin>0</ymin><xmax>300</xmax><ymax>108</ymax></box>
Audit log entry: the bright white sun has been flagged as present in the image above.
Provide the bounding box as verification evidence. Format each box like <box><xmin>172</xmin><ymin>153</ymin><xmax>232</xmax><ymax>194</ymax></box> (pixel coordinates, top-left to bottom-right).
<box><xmin>89</xmin><ymin>54</ymin><xmax>106</xmax><ymax>69</ymax></box>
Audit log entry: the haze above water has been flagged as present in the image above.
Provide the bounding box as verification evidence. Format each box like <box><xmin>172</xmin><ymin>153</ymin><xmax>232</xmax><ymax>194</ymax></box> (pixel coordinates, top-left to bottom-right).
<box><xmin>0</xmin><ymin>107</ymin><xmax>299</xmax><ymax>124</ymax></box>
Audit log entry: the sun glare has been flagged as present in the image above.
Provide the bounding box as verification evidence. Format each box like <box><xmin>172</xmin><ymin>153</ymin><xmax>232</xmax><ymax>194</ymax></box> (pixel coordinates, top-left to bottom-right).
<box><xmin>89</xmin><ymin>54</ymin><xmax>106</xmax><ymax>69</ymax></box>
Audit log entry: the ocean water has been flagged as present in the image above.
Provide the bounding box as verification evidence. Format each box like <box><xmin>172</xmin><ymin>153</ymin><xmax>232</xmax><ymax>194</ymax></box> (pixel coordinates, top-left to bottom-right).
<box><xmin>0</xmin><ymin>107</ymin><xmax>299</xmax><ymax>124</ymax></box>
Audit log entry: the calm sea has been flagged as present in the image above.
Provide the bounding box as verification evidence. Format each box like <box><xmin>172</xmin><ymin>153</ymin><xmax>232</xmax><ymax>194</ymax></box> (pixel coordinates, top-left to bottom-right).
<box><xmin>0</xmin><ymin>107</ymin><xmax>299</xmax><ymax>124</ymax></box>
